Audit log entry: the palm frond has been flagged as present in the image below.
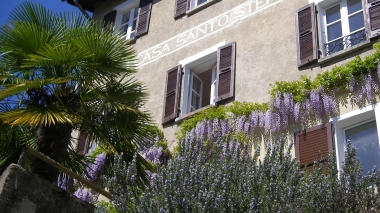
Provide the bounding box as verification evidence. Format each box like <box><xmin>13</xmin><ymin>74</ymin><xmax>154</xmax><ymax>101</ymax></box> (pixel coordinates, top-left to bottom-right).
<box><xmin>0</xmin><ymin>77</ymin><xmax>71</xmax><ymax>101</ymax></box>
<box><xmin>0</xmin><ymin>104</ymin><xmax>78</xmax><ymax>126</ymax></box>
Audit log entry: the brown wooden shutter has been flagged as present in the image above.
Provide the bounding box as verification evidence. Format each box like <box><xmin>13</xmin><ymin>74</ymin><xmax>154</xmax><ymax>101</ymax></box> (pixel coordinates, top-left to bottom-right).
<box><xmin>294</xmin><ymin>122</ymin><xmax>334</xmax><ymax>171</ymax></box>
<box><xmin>174</xmin><ymin>0</ymin><xmax>188</xmax><ymax>18</ymax></box>
<box><xmin>76</xmin><ymin>133</ymin><xmax>89</xmax><ymax>155</ymax></box>
<box><xmin>215</xmin><ymin>42</ymin><xmax>236</xmax><ymax>103</ymax></box>
<box><xmin>136</xmin><ymin>0</ymin><xmax>153</xmax><ymax>37</ymax></box>
<box><xmin>162</xmin><ymin>65</ymin><xmax>182</xmax><ymax>125</ymax></box>
<box><xmin>103</xmin><ymin>10</ymin><xmax>117</xmax><ymax>27</ymax></box>
<box><xmin>295</xmin><ymin>3</ymin><xmax>318</xmax><ymax>68</ymax></box>
<box><xmin>366</xmin><ymin>0</ymin><xmax>380</xmax><ymax>38</ymax></box>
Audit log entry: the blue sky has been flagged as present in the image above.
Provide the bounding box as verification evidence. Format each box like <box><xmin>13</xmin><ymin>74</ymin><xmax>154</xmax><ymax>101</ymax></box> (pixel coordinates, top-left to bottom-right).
<box><xmin>0</xmin><ymin>0</ymin><xmax>88</xmax><ymax>26</ymax></box>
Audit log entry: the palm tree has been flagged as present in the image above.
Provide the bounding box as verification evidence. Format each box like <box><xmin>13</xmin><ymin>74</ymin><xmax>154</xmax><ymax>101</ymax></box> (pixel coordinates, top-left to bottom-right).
<box><xmin>0</xmin><ymin>2</ymin><xmax>154</xmax><ymax>184</ymax></box>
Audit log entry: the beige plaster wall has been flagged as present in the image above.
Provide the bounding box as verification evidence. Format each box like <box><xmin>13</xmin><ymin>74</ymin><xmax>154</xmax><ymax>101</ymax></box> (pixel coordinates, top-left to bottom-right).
<box><xmin>91</xmin><ymin>0</ymin><xmax>378</xmax><ymax>148</ymax></box>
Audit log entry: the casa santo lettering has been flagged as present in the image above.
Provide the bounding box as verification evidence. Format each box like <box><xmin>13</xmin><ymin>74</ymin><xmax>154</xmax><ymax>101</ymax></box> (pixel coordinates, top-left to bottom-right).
<box><xmin>137</xmin><ymin>0</ymin><xmax>283</xmax><ymax>67</ymax></box>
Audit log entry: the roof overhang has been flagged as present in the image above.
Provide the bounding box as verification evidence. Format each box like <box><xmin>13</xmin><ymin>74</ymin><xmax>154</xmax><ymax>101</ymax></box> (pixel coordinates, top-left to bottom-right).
<box><xmin>65</xmin><ymin>0</ymin><xmax>105</xmax><ymax>12</ymax></box>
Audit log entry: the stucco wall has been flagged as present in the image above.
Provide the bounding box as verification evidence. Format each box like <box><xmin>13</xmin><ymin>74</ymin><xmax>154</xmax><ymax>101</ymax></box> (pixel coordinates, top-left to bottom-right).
<box><xmin>0</xmin><ymin>164</ymin><xmax>94</xmax><ymax>213</ymax></box>
<box><xmin>91</xmin><ymin>0</ymin><xmax>377</xmax><ymax>146</ymax></box>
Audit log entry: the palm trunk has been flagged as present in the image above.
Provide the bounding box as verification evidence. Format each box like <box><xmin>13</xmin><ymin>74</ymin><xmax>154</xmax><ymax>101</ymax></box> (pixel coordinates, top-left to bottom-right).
<box><xmin>32</xmin><ymin>123</ymin><xmax>72</xmax><ymax>183</ymax></box>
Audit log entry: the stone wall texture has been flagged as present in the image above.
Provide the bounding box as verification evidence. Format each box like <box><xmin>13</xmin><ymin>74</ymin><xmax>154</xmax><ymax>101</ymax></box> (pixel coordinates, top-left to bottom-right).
<box><xmin>0</xmin><ymin>164</ymin><xmax>94</xmax><ymax>213</ymax></box>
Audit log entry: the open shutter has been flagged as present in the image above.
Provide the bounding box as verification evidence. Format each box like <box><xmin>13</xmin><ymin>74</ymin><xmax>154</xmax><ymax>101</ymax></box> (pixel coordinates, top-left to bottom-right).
<box><xmin>76</xmin><ymin>133</ymin><xmax>89</xmax><ymax>155</ymax></box>
<box><xmin>103</xmin><ymin>10</ymin><xmax>117</xmax><ymax>27</ymax></box>
<box><xmin>366</xmin><ymin>0</ymin><xmax>380</xmax><ymax>38</ymax></box>
<box><xmin>136</xmin><ymin>0</ymin><xmax>153</xmax><ymax>37</ymax></box>
<box><xmin>295</xmin><ymin>3</ymin><xmax>318</xmax><ymax>68</ymax></box>
<box><xmin>162</xmin><ymin>65</ymin><xmax>182</xmax><ymax>125</ymax></box>
<box><xmin>215</xmin><ymin>42</ymin><xmax>236</xmax><ymax>103</ymax></box>
<box><xmin>174</xmin><ymin>0</ymin><xmax>188</xmax><ymax>18</ymax></box>
<box><xmin>294</xmin><ymin>122</ymin><xmax>334</xmax><ymax>171</ymax></box>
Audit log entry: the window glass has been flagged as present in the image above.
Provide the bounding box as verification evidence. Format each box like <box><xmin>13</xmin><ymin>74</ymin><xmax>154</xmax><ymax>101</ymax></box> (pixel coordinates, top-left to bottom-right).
<box><xmin>198</xmin><ymin>0</ymin><xmax>208</xmax><ymax>5</ymax></box>
<box><xmin>121</xmin><ymin>11</ymin><xmax>131</xmax><ymax>25</ymax></box>
<box><xmin>326</xmin><ymin>5</ymin><xmax>341</xmax><ymax>24</ymax></box>
<box><xmin>349</xmin><ymin>13</ymin><xmax>364</xmax><ymax>32</ymax></box>
<box><xmin>347</xmin><ymin>0</ymin><xmax>362</xmax><ymax>14</ymax></box>
<box><xmin>327</xmin><ymin>22</ymin><xmax>342</xmax><ymax>41</ymax></box>
<box><xmin>345</xmin><ymin>120</ymin><xmax>380</xmax><ymax>175</ymax></box>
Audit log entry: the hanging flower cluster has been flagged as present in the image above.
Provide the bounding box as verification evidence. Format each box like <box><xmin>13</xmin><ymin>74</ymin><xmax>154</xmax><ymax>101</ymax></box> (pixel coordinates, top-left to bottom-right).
<box><xmin>86</xmin><ymin>153</ymin><xmax>107</xmax><ymax>181</ymax></box>
<box><xmin>182</xmin><ymin>86</ymin><xmax>341</xmax><ymax>138</ymax></box>
<box><xmin>74</xmin><ymin>188</ymin><xmax>93</xmax><ymax>203</ymax></box>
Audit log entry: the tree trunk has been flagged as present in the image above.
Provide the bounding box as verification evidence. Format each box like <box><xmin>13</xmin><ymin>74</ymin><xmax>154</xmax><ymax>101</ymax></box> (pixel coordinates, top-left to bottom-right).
<box><xmin>32</xmin><ymin>123</ymin><xmax>72</xmax><ymax>183</ymax></box>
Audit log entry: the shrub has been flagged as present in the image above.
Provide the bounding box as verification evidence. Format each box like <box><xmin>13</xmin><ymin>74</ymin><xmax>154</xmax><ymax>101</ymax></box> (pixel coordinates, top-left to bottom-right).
<box><xmin>99</xmin><ymin>135</ymin><xmax>380</xmax><ymax>213</ymax></box>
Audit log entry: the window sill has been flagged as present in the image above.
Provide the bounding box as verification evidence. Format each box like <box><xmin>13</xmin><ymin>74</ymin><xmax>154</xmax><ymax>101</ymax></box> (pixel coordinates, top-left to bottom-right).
<box><xmin>175</xmin><ymin>105</ymin><xmax>214</xmax><ymax>124</ymax></box>
<box><xmin>186</xmin><ymin>0</ymin><xmax>219</xmax><ymax>16</ymax></box>
<box><xmin>318</xmin><ymin>40</ymin><xmax>372</xmax><ymax>65</ymax></box>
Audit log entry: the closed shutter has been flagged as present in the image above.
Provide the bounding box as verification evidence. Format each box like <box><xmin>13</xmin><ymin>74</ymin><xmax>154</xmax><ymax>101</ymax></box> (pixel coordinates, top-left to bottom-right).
<box><xmin>366</xmin><ymin>0</ymin><xmax>380</xmax><ymax>38</ymax></box>
<box><xmin>174</xmin><ymin>0</ymin><xmax>188</xmax><ymax>18</ymax></box>
<box><xmin>295</xmin><ymin>3</ymin><xmax>318</xmax><ymax>68</ymax></box>
<box><xmin>136</xmin><ymin>0</ymin><xmax>153</xmax><ymax>37</ymax></box>
<box><xmin>215</xmin><ymin>42</ymin><xmax>236</xmax><ymax>103</ymax></box>
<box><xmin>162</xmin><ymin>65</ymin><xmax>182</xmax><ymax>125</ymax></box>
<box><xmin>103</xmin><ymin>10</ymin><xmax>117</xmax><ymax>27</ymax></box>
<box><xmin>76</xmin><ymin>133</ymin><xmax>89</xmax><ymax>155</ymax></box>
<box><xmin>294</xmin><ymin>122</ymin><xmax>334</xmax><ymax>171</ymax></box>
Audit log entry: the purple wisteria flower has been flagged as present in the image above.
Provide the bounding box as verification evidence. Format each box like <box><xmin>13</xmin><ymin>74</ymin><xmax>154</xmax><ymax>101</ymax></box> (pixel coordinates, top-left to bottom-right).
<box><xmin>236</xmin><ymin>116</ymin><xmax>245</xmax><ymax>133</ymax></box>
<box><xmin>145</xmin><ymin>146</ymin><xmax>163</xmax><ymax>164</ymax></box>
<box><xmin>294</xmin><ymin>102</ymin><xmax>300</xmax><ymax>122</ymax></box>
<box><xmin>310</xmin><ymin>90</ymin><xmax>323</xmax><ymax>118</ymax></box>
<box><xmin>86</xmin><ymin>153</ymin><xmax>106</xmax><ymax>181</ymax></box>
<box><xmin>74</xmin><ymin>188</ymin><xmax>93</xmax><ymax>203</ymax></box>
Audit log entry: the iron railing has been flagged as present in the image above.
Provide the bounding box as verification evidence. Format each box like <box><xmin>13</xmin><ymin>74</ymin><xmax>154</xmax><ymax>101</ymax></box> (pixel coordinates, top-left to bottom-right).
<box><xmin>324</xmin><ymin>29</ymin><xmax>366</xmax><ymax>56</ymax></box>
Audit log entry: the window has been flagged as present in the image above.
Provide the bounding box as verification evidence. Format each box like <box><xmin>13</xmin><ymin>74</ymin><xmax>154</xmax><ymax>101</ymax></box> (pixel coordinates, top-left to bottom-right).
<box><xmin>321</xmin><ymin>0</ymin><xmax>366</xmax><ymax>56</ymax></box>
<box><xmin>333</xmin><ymin>105</ymin><xmax>380</xmax><ymax>175</ymax></box>
<box><xmin>119</xmin><ymin>6</ymin><xmax>139</xmax><ymax>39</ymax></box>
<box><xmin>174</xmin><ymin>0</ymin><xmax>216</xmax><ymax>18</ymax></box>
<box><xmin>181</xmin><ymin>48</ymin><xmax>218</xmax><ymax>115</ymax></box>
<box><xmin>295</xmin><ymin>0</ymin><xmax>380</xmax><ymax>67</ymax></box>
<box><xmin>162</xmin><ymin>42</ymin><xmax>236</xmax><ymax>124</ymax></box>
<box><xmin>188</xmin><ymin>0</ymin><xmax>210</xmax><ymax>10</ymax></box>
<box><xmin>103</xmin><ymin>0</ymin><xmax>152</xmax><ymax>39</ymax></box>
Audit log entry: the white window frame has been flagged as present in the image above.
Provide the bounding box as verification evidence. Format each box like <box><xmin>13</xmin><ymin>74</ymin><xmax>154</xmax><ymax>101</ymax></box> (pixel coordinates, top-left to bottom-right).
<box><xmin>317</xmin><ymin>0</ymin><xmax>365</xmax><ymax>57</ymax></box>
<box><xmin>189</xmin><ymin>0</ymin><xmax>210</xmax><ymax>10</ymax></box>
<box><xmin>114</xmin><ymin>0</ymin><xmax>140</xmax><ymax>40</ymax></box>
<box><xmin>332</xmin><ymin>104</ymin><xmax>380</xmax><ymax>174</ymax></box>
<box><xmin>179</xmin><ymin>42</ymin><xmax>225</xmax><ymax>116</ymax></box>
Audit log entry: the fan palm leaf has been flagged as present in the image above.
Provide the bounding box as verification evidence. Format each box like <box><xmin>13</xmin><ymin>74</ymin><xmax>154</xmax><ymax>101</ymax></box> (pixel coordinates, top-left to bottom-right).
<box><xmin>0</xmin><ymin>2</ymin><xmax>154</xmax><ymax>185</ymax></box>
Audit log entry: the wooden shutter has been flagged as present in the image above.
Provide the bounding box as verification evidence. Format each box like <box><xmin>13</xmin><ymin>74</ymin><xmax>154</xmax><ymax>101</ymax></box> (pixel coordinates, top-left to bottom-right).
<box><xmin>103</xmin><ymin>10</ymin><xmax>117</xmax><ymax>27</ymax></box>
<box><xmin>136</xmin><ymin>0</ymin><xmax>153</xmax><ymax>37</ymax></box>
<box><xmin>295</xmin><ymin>3</ymin><xmax>318</xmax><ymax>68</ymax></box>
<box><xmin>76</xmin><ymin>133</ymin><xmax>89</xmax><ymax>155</ymax></box>
<box><xmin>162</xmin><ymin>65</ymin><xmax>182</xmax><ymax>125</ymax></box>
<box><xmin>366</xmin><ymin>0</ymin><xmax>380</xmax><ymax>38</ymax></box>
<box><xmin>174</xmin><ymin>0</ymin><xmax>188</xmax><ymax>18</ymax></box>
<box><xmin>294</xmin><ymin>122</ymin><xmax>334</xmax><ymax>171</ymax></box>
<box><xmin>215</xmin><ymin>42</ymin><xmax>236</xmax><ymax>103</ymax></box>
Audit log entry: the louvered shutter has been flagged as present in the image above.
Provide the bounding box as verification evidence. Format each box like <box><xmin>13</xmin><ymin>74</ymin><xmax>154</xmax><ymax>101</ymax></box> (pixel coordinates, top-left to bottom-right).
<box><xmin>76</xmin><ymin>133</ymin><xmax>89</xmax><ymax>155</ymax></box>
<box><xmin>174</xmin><ymin>0</ymin><xmax>188</xmax><ymax>18</ymax></box>
<box><xmin>366</xmin><ymin>0</ymin><xmax>380</xmax><ymax>38</ymax></box>
<box><xmin>294</xmin><ymin>122</ymin><xmax>334</xmax><ymax>171</ymax></box>
<box><xmin>136</xmin><ymin>0</ymin><xmax>153</xmax><ymax>37</ymax></box>
<box><xmin>295</xmin><ymin>3</ymin><xmax>318</xmax><ymax>68</ymax></box>
<box><xmin>162</xmin><ymin>65</ymin><xmax>182</xmax><ymax>125</ymax></box>
<box><xmin>215</xmin><ymin>42</ymin><xmax>236</xmax><ymax>103</ymax></box>
<box><xmin>103</xmin><ymin>10</ymin><xmax>117</xmax><ymax>27</ymax></box>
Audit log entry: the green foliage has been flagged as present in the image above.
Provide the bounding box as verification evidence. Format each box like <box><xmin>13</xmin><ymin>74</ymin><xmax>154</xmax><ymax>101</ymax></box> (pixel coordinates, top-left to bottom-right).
<box><xmin>226</xmin><ymin>101</ymin><xmax>268</xmax><ymax>117</ymax></box>
<box><xmin>177</xmin><ymin>106</ymin><xmax>227</xmax><ymax>139</ymax></box>
<box><xmin>0</xmin><ymin>2</ymin><xmax>154</xmax><ymax>183</ymax></box>
<box><xmin>95</xmin><ymin>201</ymin><xmax>118</xmax><ymax>213</ymax></box>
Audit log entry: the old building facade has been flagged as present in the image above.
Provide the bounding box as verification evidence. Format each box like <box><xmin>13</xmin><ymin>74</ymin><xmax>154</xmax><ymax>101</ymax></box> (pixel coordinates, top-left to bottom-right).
<box><xmin>67</xmin><ymin>0</ymin><xmax>380</xmax><ymax>174</ymax></box>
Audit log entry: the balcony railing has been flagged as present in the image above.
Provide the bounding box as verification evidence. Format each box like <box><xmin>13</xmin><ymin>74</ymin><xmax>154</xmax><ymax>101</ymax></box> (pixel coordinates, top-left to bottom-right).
<box><xmin>324</xmin><ymin>29</ymin><xmax>367</xmax><ymax>56</ymax></box>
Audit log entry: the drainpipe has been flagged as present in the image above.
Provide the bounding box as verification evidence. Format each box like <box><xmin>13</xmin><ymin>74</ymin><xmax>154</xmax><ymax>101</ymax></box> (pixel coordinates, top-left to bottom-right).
<box><xmin>73</xmin><ymin>0</ymin><xmax>92</xmax><ymax>20</ymax></box>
